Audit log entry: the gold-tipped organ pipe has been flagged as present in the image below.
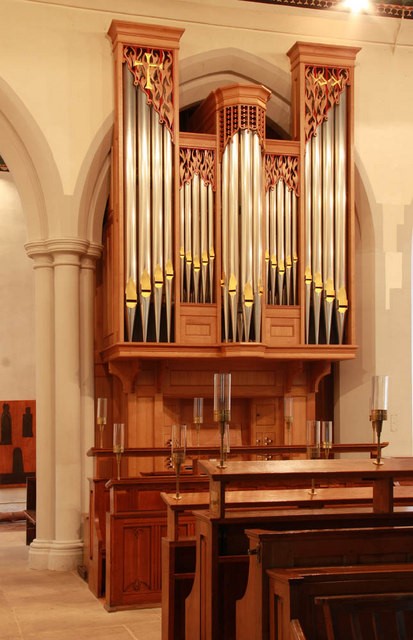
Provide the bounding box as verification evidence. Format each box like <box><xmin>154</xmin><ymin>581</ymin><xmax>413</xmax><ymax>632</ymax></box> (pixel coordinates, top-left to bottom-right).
<box><xmin>221</xmin><ymin>145</ymin><xmax>230</xmax><ymax>341</ymax></box>
<box><xmin>151</xmin><ymin>109</ymin><xmax>164</xmax><ymax>342</ymax></box>
<box><xmin>265</xmin><ymin>189</ymin><xmax>270</xmax><ymax>304</ymax></box>
<box><xmin>252</xmin><ymin>132</ymin><xmax>263</xmax><ymax>342</ymax></box>
<box><xmin>137</xmin><ymin>87</ymin><xmax>152</xmax><ymax>342</ymax></box>
<box><xmin>123</xmin><ymin>64</ymin><xmax>138</xmax><ymax>342</ymax></box>
<box><xmin>334</xmin><ymin>90</ymin><xmax>348</xmax><ymax>344</ymax></box>
<box><xmin>228</xmin><ymin>133</ymin><xmax>239</xmax><ymax>342</ymax></box>
<box><xmin>269</xmin><ymin>186</ymin><xmax>277</xmax><ymax>305</ymax></box>
<box><xmin>240</xmin><ymin>129</ymin><xmax>253</xmax><ymax>341</ymax></box>
<box><xmin>192</xmin><ymin>173</ymin><xmax>201</xmax><ymax>302</ymax></box>
<box><xmin>276</xmin><ymin>180</ymin><xmax>285</xmax><ymax>305</ymax></box>
<box><xmin>322</xmin><ymin>113</ymin><xmax>335</xmax><ymax>344</ymax></box>
<box><xmin>291</xmin><ymin>192</ymin><xmax>298</xmax><ymax>305</ymax></box>
<box><xmin>304</xmin><ymin>143</ymin><xmax>312</xmax><ymax>343</ymax></box>
<box><xmin>163</xmin><ymin>127</ymin><xmax>174</xmax><ymax>343</ymax></box>
<box><xmin>208</xmin><ymin>184</ymin><xmax>215</xmax><ymax>303</ymax></box>
<box><xmin>200</xmin><ymin>180</ymin><xmax>208</xmax><ymax>303</ymax></box>
<box><xmin>179</xmin><ymin>185</ymin><xmax>185</xmax><ymax>303</ymax></box>
<box><xmin>284</xmin><ymin>183</ymin><xmax>292</xmax><ymax>306</ymax></box>
<box><xmin>184</xmin><ymin>180</ymin><xmax>192</xmax><ymax>302</ymax></box>
<box><xmin>311</xmin><ymin>132</ymin><xmax>322</xmax><ymax>345</ymax></box>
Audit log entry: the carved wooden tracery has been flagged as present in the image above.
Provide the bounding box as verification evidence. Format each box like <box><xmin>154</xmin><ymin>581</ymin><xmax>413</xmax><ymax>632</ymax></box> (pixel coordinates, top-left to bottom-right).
<box><xmin>265</xmin><ymin>154</ymin><xmax>300</xmax><ymax>196</ymax></box>
<box><xmin>304</xmin><ymin>66</ymin><xmax>350</xmax><ymax>142</ymax></box>
<box><xmin>179</xmin><ymin>147</ymin><xmax>216</xmax><ymax>188</ymax></box>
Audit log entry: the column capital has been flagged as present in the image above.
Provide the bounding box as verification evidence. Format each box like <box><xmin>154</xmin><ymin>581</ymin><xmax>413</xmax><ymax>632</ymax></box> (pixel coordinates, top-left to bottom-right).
<box><xmin>25</xmin><ymin>238</ymin><xmax>102</xmax><ymax>267</ymax></box>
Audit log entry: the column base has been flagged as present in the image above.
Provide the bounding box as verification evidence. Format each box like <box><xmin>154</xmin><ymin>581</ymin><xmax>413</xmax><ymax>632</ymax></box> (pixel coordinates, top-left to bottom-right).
<box><xmin>29</xmin><ymin>538</ymin><xmax>83</xmax><ymax>571</ymax></box>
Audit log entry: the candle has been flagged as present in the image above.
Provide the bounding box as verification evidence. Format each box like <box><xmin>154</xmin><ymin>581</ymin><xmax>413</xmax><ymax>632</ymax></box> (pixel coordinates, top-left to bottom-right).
<box><xmin>97</xmin><ymin>397</ymin><xmax>107</xmax><ymax>425</ymax></box>
<box><xmin>371</xmin><ymin>375</ymin><xmax>389</xmax><ymax>411</ymax></box>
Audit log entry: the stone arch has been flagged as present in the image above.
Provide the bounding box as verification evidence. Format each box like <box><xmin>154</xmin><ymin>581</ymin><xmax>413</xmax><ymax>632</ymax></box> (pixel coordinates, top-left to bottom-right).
<box><xmin>0</xmin><ymin>77</ymin><xmax>63</xmax><ymax>241</ymax></box>
<box><xmin>74</xmin><ymin>114</ymin><xmax>113</xmax><ymax>245</ymax></box>
<box><xmin>179</xmin><ymin>48</ymin><xmax>291</xmax><ymax>137</ymax></box>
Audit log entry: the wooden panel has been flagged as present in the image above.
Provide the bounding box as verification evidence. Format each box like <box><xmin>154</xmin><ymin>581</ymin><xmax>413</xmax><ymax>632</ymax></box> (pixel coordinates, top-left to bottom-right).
<box><xmin>264</xmin><ymin>308</ymin><xmax>300</xmax><ymax>347</ymax></box>
<box><xmin>179</xmin><ymin>304</ymin><xmax>218</xmax><ymax>345</ymax></box>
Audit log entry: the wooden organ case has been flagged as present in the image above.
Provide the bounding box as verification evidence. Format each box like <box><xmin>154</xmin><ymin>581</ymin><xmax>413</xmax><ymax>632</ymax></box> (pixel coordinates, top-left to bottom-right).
<box><xmin>96</xmin><ymin>21</ymin><xmax>360</xmax><ymax>470</ymax></box>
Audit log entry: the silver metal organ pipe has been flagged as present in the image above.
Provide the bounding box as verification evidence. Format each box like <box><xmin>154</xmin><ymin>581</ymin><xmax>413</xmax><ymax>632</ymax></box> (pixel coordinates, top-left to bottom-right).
<box><xmin>179</xmin><ymin>184</ymin><xmax>185</xmax><ymax>303</ymax></box>
<box><xmin>304</xmin><ymin>143</ymin><xmax>312</xmax><ymax>343</ymax></box>
<box><xmin>192</xmin><ymin>173</ymin><xmax>201</xmax><ymax>302</ymax></box>
<box><xmin>208</xmin><ymin>184</ymin><xmax>215</xmax><ymax>303</ymax></box>
<box><xmin>221</xmin><ymin>145</ymin><xmax>230</xmax><ymax>341</ymax></box>
<box><xmin>311</xmin><ymin>131</ymin><xmax>322</xmax><ymax>344</ymax></box>
<box><xmin>163</xmin><ymin>127</ymin><xmax>174</xmax><ymax>343</ymax></box>
<box><xmin>252</xmin><ymin>132</ymin><xmax>262</xmax><ymax>342</ymax></box>
<box><xmin>284</xmin><ymin>183</ymin><xmax>292</xmax><ymax>306</ymax></box>
<box><xmin>334</xmin><ymin>89</ymin><xmax>348</xmax><ymax>344</ymax></box>
<box><xmin>184</xmin><ymin>180</ymin><xmax>192</xmax><ymax>302</ymax></box>
<box><xmin>265</xmin><ymin>189</ymin><xmax>270</xmax><ymax>304</ymax></box>
<box><xmin>291</xmin><ymin>192</ymin><xmax>298</xmax><ymax>306</ymax></box>
<box><xmin>276</xmin><ymin>179</ymin><xmax>285</xmax><ymax>305</ymax></box>
<box><xmin>151</xmin><ymin>109</ymin><xmax>164</xmax><ymax>342</ymax></box>
<box><xmin>137</xmin><ymin>87</ymin><xmax>152</xmax><ymax>342</ymax></box>
<box><xmin>123</xmin><ymin>64</ymin><xmax>138</xmax><ymax>342</ymax></box>
<box><xmin>269</xmin><ymin>186</ymin><xmax>277</xmax><ymax>305</ymax></box>
<box><xmin>322</xmin><ymin>113</ymin><xmax>335</xmax><ymax>344</ymax></box>
<box><xmin>240</xmin><ymin>129</ymin><xmax>253</xmax><ymax>341</ymax></box>
<box><xmin>228</xmin><ymin>133</ymin><xmax>239</xmax><ymax>342</ymax></box>
<box><xmin>200</xmin><ymin>179</ymin><xmax>208</xmax><ymax>303</ymax></box>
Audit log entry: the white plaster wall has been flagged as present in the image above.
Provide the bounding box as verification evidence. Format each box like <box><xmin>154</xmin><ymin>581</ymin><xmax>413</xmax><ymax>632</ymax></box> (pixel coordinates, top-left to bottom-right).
<box><xmin>0</xmin><ymin>173</ymin><xmax>35</xmax><ymax>399</ymax></box>
<box><xmin>0</xmin><ymin>0</ymin><xmax>411</xmax><ymax>457</ymax></box>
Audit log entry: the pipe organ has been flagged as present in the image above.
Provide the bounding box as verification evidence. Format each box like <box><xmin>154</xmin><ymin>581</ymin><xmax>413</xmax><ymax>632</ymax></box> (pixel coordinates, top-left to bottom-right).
<box><xmin>98</xmin><ymin>21</ymin><xmax>359</xmax><ymax>457</ymax></box>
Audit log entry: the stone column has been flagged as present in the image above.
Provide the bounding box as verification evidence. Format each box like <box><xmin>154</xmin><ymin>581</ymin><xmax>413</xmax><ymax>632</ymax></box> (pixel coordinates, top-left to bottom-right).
<box><xmin>79</xmin><ymin>245</ymin><xmax>101</xmax><ymax>516</ymax></box>
<box><xmin>25</xmin><ymin>242</ymin><xmax>55</xmax><ymax>570</ymax></box>
<box><xmin>47</xmin><ymin>239</ymin><xmax>88</xmax><ymax>571</ymax></box>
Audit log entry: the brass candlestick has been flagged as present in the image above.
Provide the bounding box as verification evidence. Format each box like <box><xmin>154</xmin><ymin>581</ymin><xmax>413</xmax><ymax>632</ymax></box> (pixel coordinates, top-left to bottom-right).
<box><xmin>370</xmin><ymin>409</ymin><xmax>387</xmax><ymax>466</ymax></box>
<box><xmin>113</xmin><ymin>423</ymin><xmax>124</xmax><ymax>480</ymax></box>
<box><xmin>171</xmin><ymin>424</ymin><xmax>187</xmax><ymax>500</ymax></box>
<box><xmin>96</xmin><ymin>397</ymin><xmax>107</xmax><ymax>448</ymax></box>
<box><xmin>214</xmin><ymin>373</ymin><xmax>231</xmax><ymax>469</ymax></box>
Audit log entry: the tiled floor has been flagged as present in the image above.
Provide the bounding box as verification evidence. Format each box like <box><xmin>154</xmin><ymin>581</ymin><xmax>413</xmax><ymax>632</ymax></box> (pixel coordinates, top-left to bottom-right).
<box><xmin>0</xmin><ymin>522</ymin><xmax>161</xmax><ymax>640</ymax></box>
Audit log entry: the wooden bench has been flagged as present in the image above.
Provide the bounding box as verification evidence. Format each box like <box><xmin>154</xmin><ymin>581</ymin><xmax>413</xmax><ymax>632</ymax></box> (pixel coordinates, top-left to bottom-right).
<box><xmin>316</xmin><ymin>592</ymin><xmax>413</xmax><ymax>640</ymax></box>
<box><xmin>267</xmin><ymin>564</ymin><xmax>413</xmax><ymax>640</ymax></box>
<box><xmin>237</xmin><ymin>526</ymin><xmax>413</xmax><ymax>640</ymax></box>
<box><xmin>182</xmin><ymin>458</ymin><xmax>413</xmax><ymax>640</ymax></box>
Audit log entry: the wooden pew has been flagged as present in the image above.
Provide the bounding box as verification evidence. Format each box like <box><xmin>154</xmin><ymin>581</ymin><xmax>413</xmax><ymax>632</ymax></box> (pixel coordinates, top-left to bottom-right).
<box><xmin>162</xmin><ymin>484</ymin><xmax>405</xmax><ymax>640</ymax></box>
<box><xmin>290</xmin><ymin>619</ymin><xmax>307</xmax><ymax>640</ymax></box>
<box><xmin>105</xmin><ymin>475</ymin><xmax>208</xmax><ymax>610</ymax></box>
<box><xmin>184</xmin><ymin>458</ymin><xmax>413</xmax><ymax>640</ymax></box>
<box><xmin>267</xmin><ymin>564</ymin><xmax>413</xmax><ymax>640</ymax></box>
<box><xmin>316</xmin><ymin>592</ymin><xmax>413</xmax><ymax>640</ymax></box>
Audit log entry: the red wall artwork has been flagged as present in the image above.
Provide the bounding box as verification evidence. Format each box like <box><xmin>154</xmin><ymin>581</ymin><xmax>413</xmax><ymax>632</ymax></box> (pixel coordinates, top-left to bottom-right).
<box><xmin>0</xmin><ymin>400</ymin><xmax>36</xmax><ymax>486</ymax></box>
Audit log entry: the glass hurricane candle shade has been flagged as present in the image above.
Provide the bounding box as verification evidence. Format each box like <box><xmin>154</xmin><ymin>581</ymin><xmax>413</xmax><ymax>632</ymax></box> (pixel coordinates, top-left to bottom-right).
<box><xmin>284</xmin><ymin>397</ymin><xmax>293</xmax><ymax>445</ymax></box>
<box><xmin>113</xmin><ymin>423</ymin><xmax>125</xmax><ymax>481</ymax></box>
<box><xmin>171</xmin><ymin>424</ymin><xmax>187</xmax><ymax>500</ymax></box>
<box><xmin>306</xmin><ymin>420</ymin><xmax>321</xmax><ymax>460</ymax></box>
<box><xmin>370</xmin><ymin>375</ymin><xmax>388</xmax><ymax>466</ymax></box>
<box><xmin>321</xmin><ymin>420</ymin><xmax>333</xmax><ymax>458</ymax></box>
<box><xmin>213</xmin><ymin>373</ymin><xmax>231</xmax><ymax>423</ymax></box>
<box><xmin>96</xmin><ymin>397</ymin><xmax>107</xmax><ymax>448</ymax></box>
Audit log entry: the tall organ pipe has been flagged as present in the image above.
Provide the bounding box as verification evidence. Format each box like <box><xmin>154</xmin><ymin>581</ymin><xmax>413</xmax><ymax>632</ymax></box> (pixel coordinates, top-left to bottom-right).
<box><xmin>137</xmin><ymin>87</ymin><xmax>152</xmax><ymax>342</ymax></box>
<box><xmin>151</xmin><ymin>109</ymin><xmax>164</xmax><ymax>342</ymax></box>
<box><xmin>335</xmin><ymin>90</ymin><xmax>348</xmax><ymax>344</ymax></box>
<box><xmin>240</xmin><ymin>129</ymin><xmax>253</xmax><ymax>341</ymax></box>
<box><xmin>163</xmin><ymin>127</ymin><xmax>174</xmax><ymax>343</ymax></box>
<box><xmin>228</xmin><ymin>134</ymin><xmax>239</xmax><ymax>341</ymax></box>
<box><xmin>252</xmin><ymin>132</ymin><xmax>263</xmax><ymax>342</ymax></box>
<box><xmin>304</xmin><ymin>143</ymin><xmax>312</xmax><ymax>343</ymax></box>
<box><xmin>322</xmin><ymin>112</ymin><xmax>335</xmax><ymax>344</ymax></box>
<box><xmin>123</xmin><ymin>64</ymin><xmax>138</xmax><ymax>342</ymax></box>
<box><xmin>311</xmin><ymin>132</ymin><xmax>322</xmax><ymax>344</ymax></box>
